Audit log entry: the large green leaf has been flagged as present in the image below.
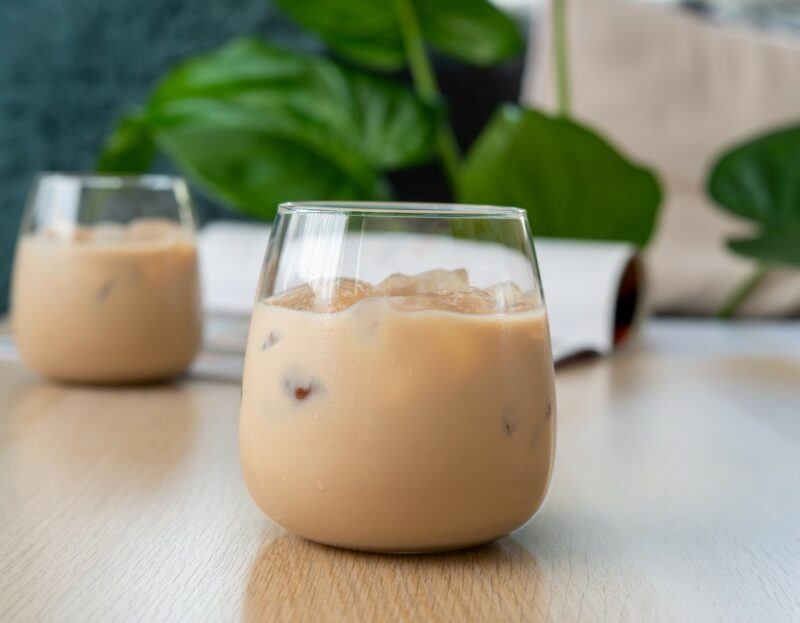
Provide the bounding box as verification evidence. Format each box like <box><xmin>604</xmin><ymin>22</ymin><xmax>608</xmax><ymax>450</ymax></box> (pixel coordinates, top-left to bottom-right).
<box><xmin>156</xmin><ymin>127</ymin><xmax>383</xmax><ymax>219</ymax></box>
<box><xmin>727</xmin><ymin>224</ymin><xmax>800</xmax><ymax>267</ymax></box>
<box><xmin>96</xmin><ymin>114</ymin><xmax>155</xmax><ymax>173</ymax></box>
<box><xmin>274</xmin><ymin>0</ymin><xmax>522</xmax><ymax>70</ymax></box>
<box><xmin>708</xmin><ymin>124</ymin><xmax>800</xmax><ymax>267</ymax></box>
<box><xmin>709</xmin><ymin>125</ymin><xmax>800</xmax><ymax>226</ymax></box>
<box><xmin>149</xmin><ymin>39</ymin><xmax>436</xmax><ymax>170</ymax></box>
<box><xmin>274</xmin><ymin>0</ymin><xmax>404</xmax><ymax>70</ymax></box>
<box><xmin>458</xmin><ymin>105</ymin><xmax>662</xmax><ymax>246</ymax></box>
<box><xmin>98</xmin><ymin>39</ymin><xmax>436</xmax><ymax>219</ymax></box>
<box><xmin>417</xmin><ymin>0</ymin><xmax>522</xmax><ymax>67</ymax></box>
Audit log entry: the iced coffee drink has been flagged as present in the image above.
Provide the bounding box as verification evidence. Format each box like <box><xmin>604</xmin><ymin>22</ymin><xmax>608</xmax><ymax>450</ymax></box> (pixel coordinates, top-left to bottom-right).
<box><xmin>240</xmin><ymin>268</ymin><xmax>556</xmax><ymax>552</ymax></box>
<box><xmin>12</xmin><ymin>218</ymin><xmax>202</xmax><ymax>383</ymax></box>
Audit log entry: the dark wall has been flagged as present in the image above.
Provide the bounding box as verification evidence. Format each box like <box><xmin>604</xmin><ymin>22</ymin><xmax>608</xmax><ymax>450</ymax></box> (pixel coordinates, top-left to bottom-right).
<box><xmin>0</xmin><ymin>0</ymin><xmax>310</xmax><ymax>312</ymax></box>
<box><xmin>0</xmin><ymin>0</ymin><xmax>528</xmax><ymax>313</ymax></box>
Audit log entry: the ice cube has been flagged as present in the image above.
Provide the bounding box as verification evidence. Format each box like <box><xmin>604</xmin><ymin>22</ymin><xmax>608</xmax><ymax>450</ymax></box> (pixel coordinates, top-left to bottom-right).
<box><xmin>91</xmin><ymin>222</ymin><xmax>125</xmax><ymax>242</ymax></box>
<box><xmin>268</xmin><ymin>278</ymin><xmax>375</xmax><ymax>312</ymax></box>
<box><xmin>376</xmin><ymin>268</ymin><xmax>470</xmax><ymax>296</ymax></box>
<box><xmin>489</xmin><ymin>280</ymin><xmax>524</xmax><ymax>301</ymax></box>
<box><xmin>125</xmin><ymin>218</ymin><xmax>182</xmax><ymax>241</ymax></box>
<box><xmin>387</xmin><ymin>287</ymin><xmax>497</xmax><ymax>314</ymax></box>
<box><xmin>282</xmin><ymin>367</ymin><xmax>324</xmax><ymax>403</ymax></box>
<box><xmin>488</xmin><ymin>281</ymin><xmax>540</xmax><ymax>312</ymax></box>
<box><xmin>40</xmin><ymin>224</ymin><xmax>89</xmax><ymax>243</ymax></box>
<box><xmin>261</xmin><ymin>331</ymin><xmax>280</xmax><ymax>350</ymax></box>
<box><xmin>350</xmin><ymin>296</ymin><xmax>384</xmax><ymax>340</ymax></box>
<box><xmin>268</xmin><ymin>284</ymin><xmax>315</xmax><ymax>311</ymax></box>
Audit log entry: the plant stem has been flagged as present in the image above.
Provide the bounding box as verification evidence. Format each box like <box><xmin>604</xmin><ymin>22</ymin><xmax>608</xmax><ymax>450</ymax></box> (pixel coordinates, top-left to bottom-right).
<box><xmin>393</xmin><ymin>0</ymin><xmax>461</xmax><ymax>189</ymax></box>
<box><xmin>715</xmin><ymin>263</ymin><xmax>768</xmax><ymax>319</ymax></box>
<box><xmin>552</xmin><ymin>0</ymin><xmax>571</xmax><ymax>117</ymax></box>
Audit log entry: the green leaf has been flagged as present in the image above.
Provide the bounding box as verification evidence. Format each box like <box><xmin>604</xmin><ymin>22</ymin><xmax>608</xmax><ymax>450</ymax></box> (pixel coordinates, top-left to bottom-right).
<box><xmin>709</xmin><ymin>124</ymin><xmax>800</xmax><ymax>227</ymax></box>
<box><xmin>275</xmin><ymin>0</ymin><xmax>404</xmax><ymax>70</ymax></box>
<box><xmin>149</xmin><ymin>39</ymin><xmax>435</xmax><ymax>170</ymax></box>
<box><xmin>98</xmin><ymin>38</ymin><xmax>436</xmax><ymax>219</ymax></box>
<box><xmin>708</xmin><ymin>124</ymin><xmax>800</xmax><ymax>268</ymax></box>
<box><xmin>96</xmin><ymin>114</ymin><xmax>155</xmax><ymax>173</ymax></box>
<box><xmin>727</xmin><ymin>225</ymin><xmax>800</xmax><ymax>267</ymax></box>
<box><xmin>416</xmin><ymin>0</ymin><xmax>523</xmax><ymax>66</ymax></box>
<box><xmin>155</xmin><ymin>127</ymin><xmax>383</xmax><ymax>219</ymax></box>
<box><xmin>318</xmin><ymin>34</ymin><xmax>406</xmax><ymax>71</ymax></box>
<box><xmin>458</xmin><ymin>105</ymin><xmax>662</xmax><ymax>246</ymax></box>
<box><xmin>347</xmin><ymin>71</ymin><xmax>441</xmax><ymax>168</ymax></box>
<box><xmin>274</xmin><ymin>0</ymin><xmax>522</xmax><ymax>70</ymax></box>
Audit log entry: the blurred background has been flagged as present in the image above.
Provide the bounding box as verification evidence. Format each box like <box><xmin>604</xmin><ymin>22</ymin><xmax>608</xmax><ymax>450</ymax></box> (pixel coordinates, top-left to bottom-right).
<box><xmin>1</xmin><ymin>0</ymin><xmax>799</xmax><ymax>316</ymax></box>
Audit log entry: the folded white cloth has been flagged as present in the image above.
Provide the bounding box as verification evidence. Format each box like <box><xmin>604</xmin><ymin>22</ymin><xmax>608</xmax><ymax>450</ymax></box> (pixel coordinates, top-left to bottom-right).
<box><xmin>198</xmin><ymin>221</ymin><xmax>642</xmax><ymax>363</ymax></box>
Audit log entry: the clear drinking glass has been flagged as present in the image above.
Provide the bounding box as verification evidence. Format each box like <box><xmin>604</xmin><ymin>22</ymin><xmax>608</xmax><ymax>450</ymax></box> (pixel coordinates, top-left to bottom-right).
<box><xmin>239</xmin><ymin>202</ymin><xmax>556</xmax><ymax>553</ymax></box>
<box><xmin>11</xmin><ymin>173</ymin><xmax>202</xmax><ymax>383</ymax></box>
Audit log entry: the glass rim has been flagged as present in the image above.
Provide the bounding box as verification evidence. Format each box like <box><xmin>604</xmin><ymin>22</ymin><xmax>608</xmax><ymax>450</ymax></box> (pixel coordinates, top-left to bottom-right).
<box><xmin>36</xmin><ymin>171</ymin><xmax>187</xmax><ymax>191</ymax></box>
<box><xmin>278</xmin><ymin>201</ymin><xmax>526</xmax><ymax>219</ymax></box>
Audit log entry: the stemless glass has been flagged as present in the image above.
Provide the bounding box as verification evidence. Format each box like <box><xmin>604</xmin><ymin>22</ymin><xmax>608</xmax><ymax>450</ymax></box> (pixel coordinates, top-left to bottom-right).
<box><xmin>11</xmin><ymin>173</ymin><xmax>202</xmax><ymax>383</ymax></box>
<box><xmin>239</xmin><ymin>202</ymin><xmax>556</xmax><ymax>553</ymax></box>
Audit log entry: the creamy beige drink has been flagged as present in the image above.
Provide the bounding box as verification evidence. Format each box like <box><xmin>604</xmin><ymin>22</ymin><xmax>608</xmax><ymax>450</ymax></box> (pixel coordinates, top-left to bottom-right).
<box><xmin>12</xmin><ymin>218</ymin><xmax>202</xmax><ymax>383</ymax></box>
<box><xmin>240</xmin><ymin>270</ymin><xmax>555</xmax><ymax>552</ymax></box>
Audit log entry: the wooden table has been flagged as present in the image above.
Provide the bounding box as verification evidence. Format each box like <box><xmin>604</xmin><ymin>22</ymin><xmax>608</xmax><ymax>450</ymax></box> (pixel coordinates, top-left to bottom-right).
<box><xmin>1</xmin><ymin>320</ymin><xmax>799</xmax><ymax>622</ymax></box>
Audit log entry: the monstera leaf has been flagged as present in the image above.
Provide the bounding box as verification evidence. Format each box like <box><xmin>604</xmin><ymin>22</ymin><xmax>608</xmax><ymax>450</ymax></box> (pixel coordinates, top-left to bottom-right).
<box><xmin>459</xmin><ymin>105</ymin><xmax>662</xmax><ymax>246</ymax></box>
<box><xmin>97</xmin><ymin>114</ymin><xmax>156</xmax><ymax>173</ymax></box>
<box><xmin>97</xmin><ymin>38</ymin><xmax>437</xmax><ymax>219</ymax></box>
<box><xmin>709</xmin><ymin>124</ymin><xmax>800</xmax><ymax>267</ymax></box>
<box><xmin>274</xmin><ymin>0</ymin><xmax>522</xmax><ymax>70</ymax></box>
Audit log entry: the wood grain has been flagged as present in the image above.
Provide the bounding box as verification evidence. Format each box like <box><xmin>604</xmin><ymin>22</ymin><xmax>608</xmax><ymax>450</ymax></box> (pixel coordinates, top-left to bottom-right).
<box><xmin>1</xmin><ymin>320</ymin><xmax>799</xmax><ymax>622</ymax></box>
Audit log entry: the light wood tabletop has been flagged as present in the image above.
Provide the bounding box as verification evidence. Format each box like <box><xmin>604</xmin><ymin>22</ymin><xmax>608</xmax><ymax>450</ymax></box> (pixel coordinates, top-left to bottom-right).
<box><xmin>1</xmin><ymin>320</ymin><xmax>799</xmax><ymax>622</ymax></box>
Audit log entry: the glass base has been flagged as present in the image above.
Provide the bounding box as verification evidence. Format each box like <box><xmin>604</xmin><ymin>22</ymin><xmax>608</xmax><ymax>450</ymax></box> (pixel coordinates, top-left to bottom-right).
<box><xmin>300</xmin><ymin>534</ymin><xmax>506</xmax><ymax>555</ymax></box>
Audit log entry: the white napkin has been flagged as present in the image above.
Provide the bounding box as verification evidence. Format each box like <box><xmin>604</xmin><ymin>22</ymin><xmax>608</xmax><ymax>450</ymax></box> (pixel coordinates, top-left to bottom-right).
<box><xmin>198</xmin><ymin>221</ymin><xmax>643</xmax><ymax>367</ymax></box>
